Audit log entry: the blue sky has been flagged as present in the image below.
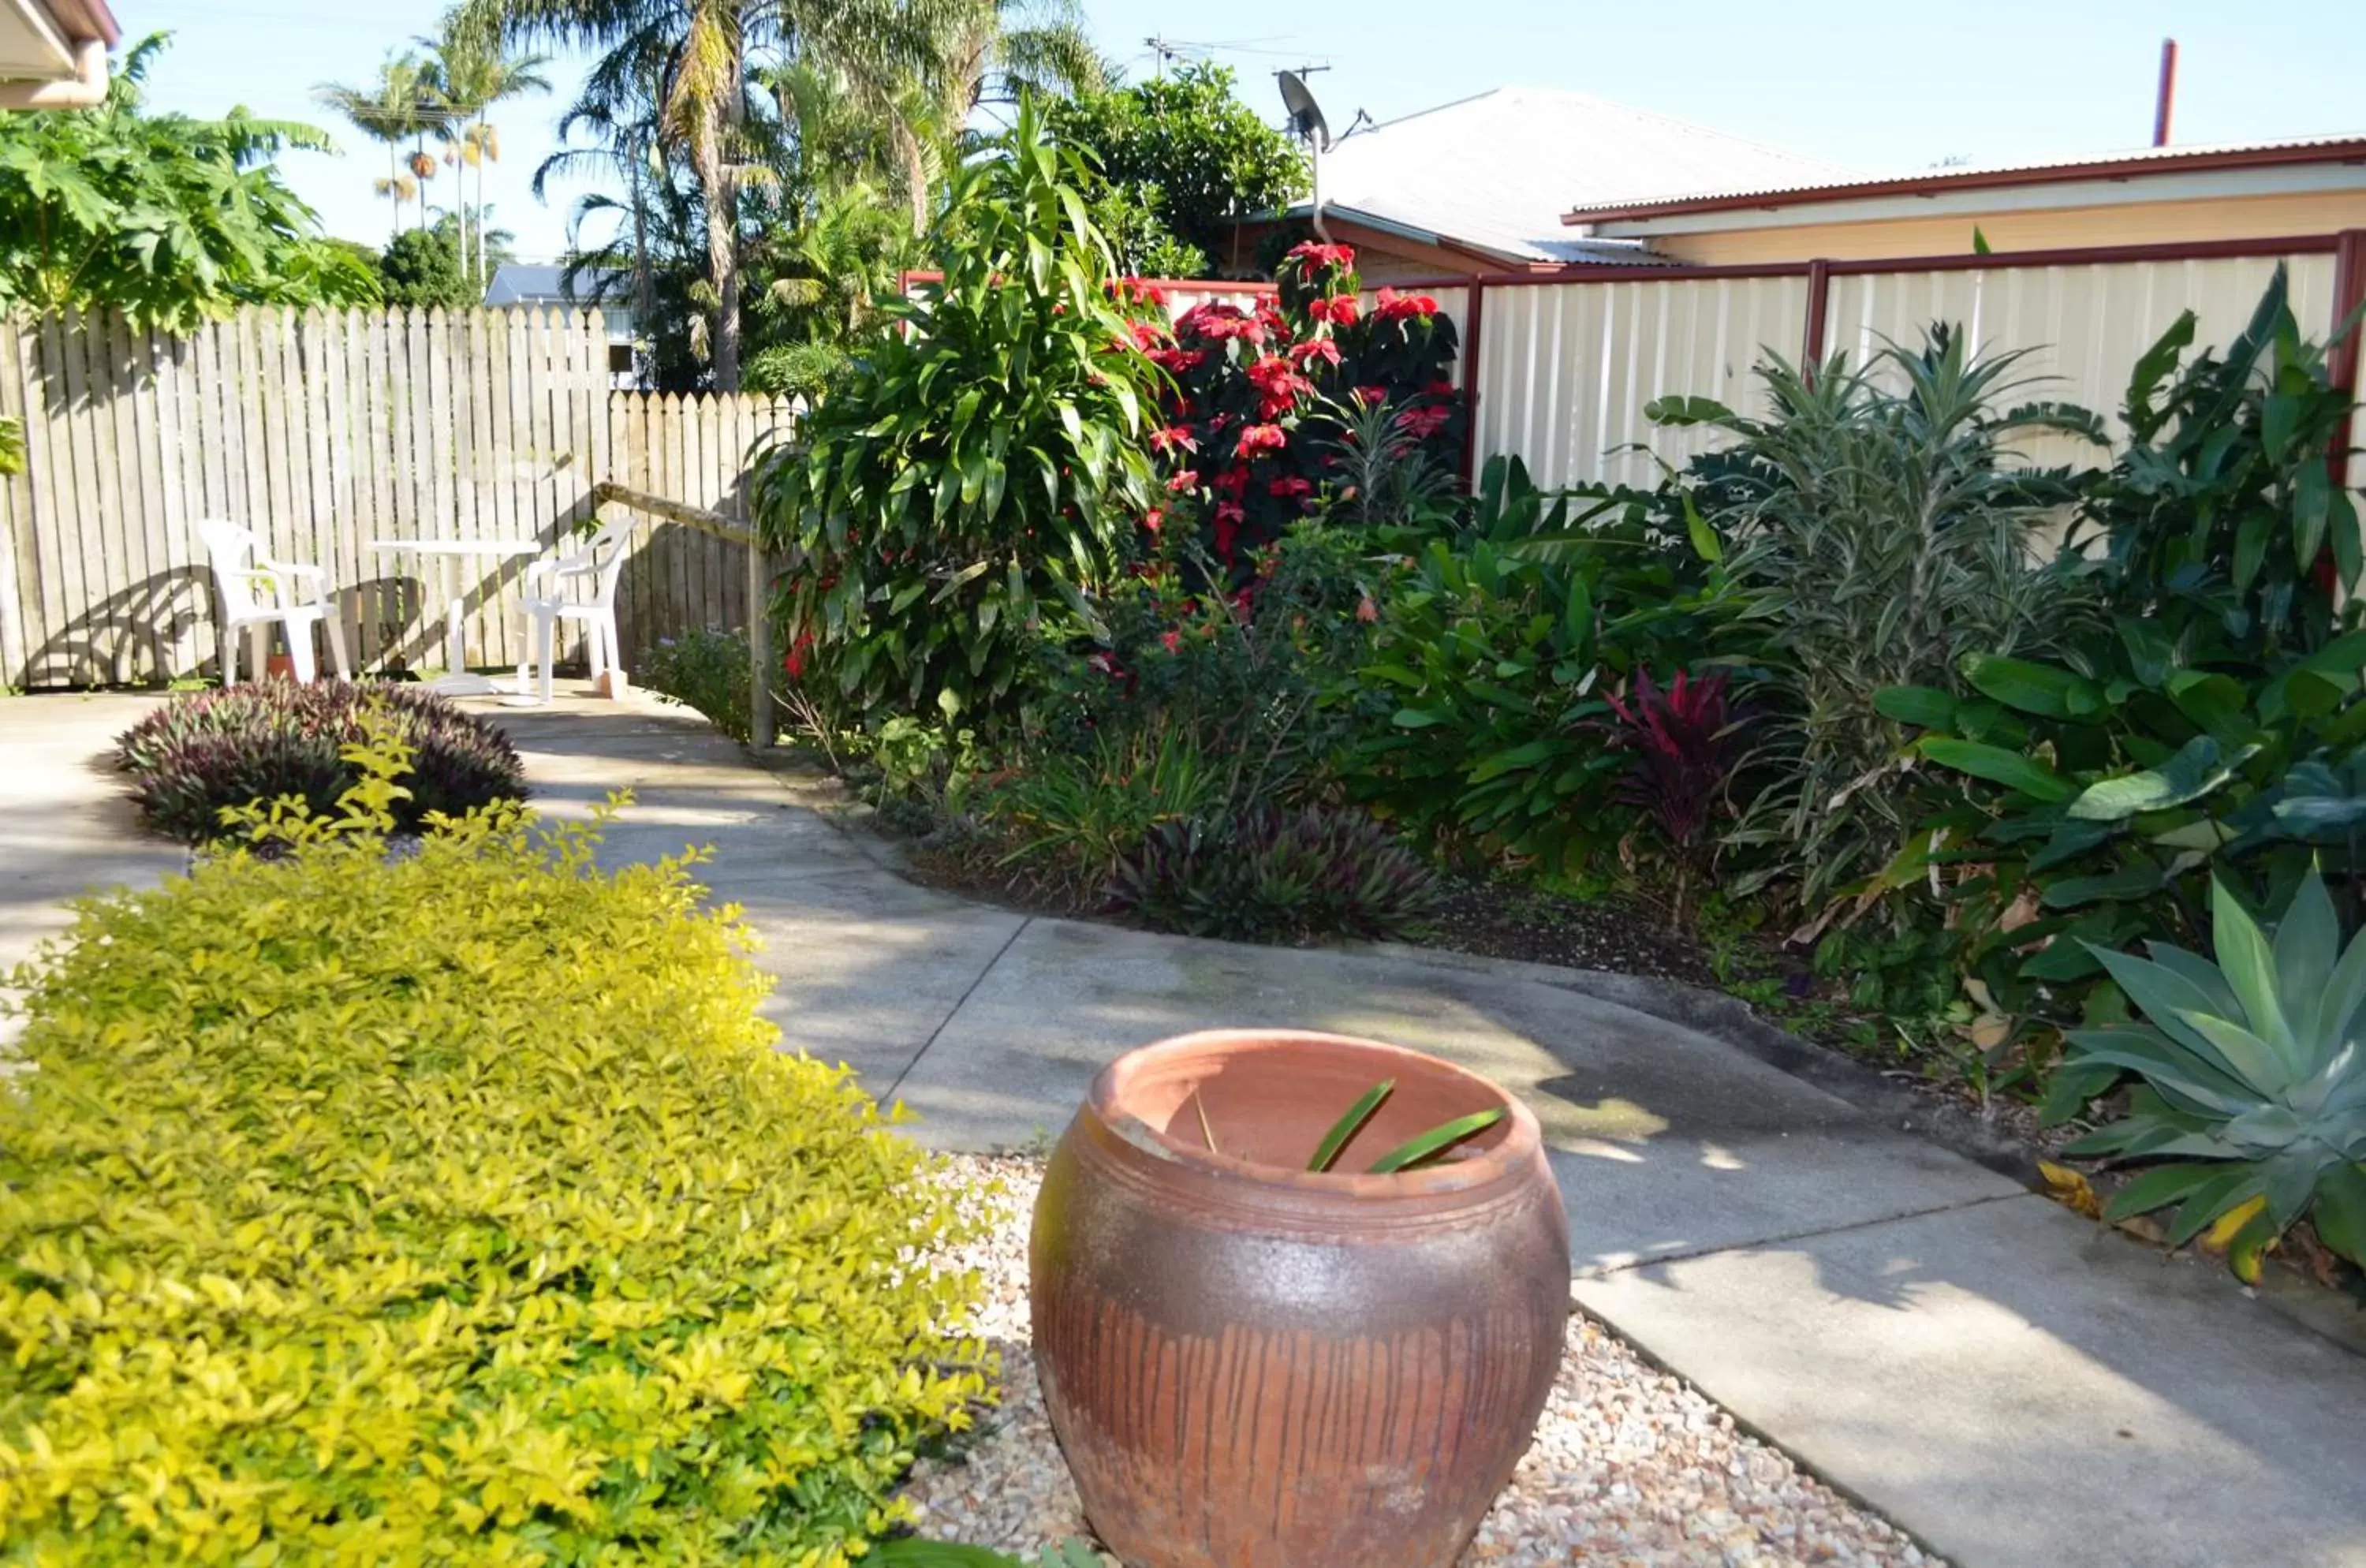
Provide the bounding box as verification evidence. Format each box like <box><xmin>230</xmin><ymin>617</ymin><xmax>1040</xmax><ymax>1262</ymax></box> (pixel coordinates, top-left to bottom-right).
<box><xmin>121</xmin><ymin>0</ymin><xmax>2366</xmax><ymax>263</ymax></box>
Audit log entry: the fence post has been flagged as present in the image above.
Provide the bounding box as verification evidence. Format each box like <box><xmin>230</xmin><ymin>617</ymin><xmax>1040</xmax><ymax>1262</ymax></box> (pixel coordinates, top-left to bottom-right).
<box><xmin>1457</xmin><ymin>279</ymin><xmax>1485</xmax><ymax>487</ymax></box>
<box><xmin>2329</xmin><ymin>230</ymin><xmax>2366</xmax><ymax>518</ymax></box>
<box><xmin>748</xmin><ymin>528</ymin><xmax>774</xmax><ymax>749</ymax></box>
<box><xmin>1801</xmin><ymin>258</ymin><xmax>1834</xmax><ymax>384</ymax></box>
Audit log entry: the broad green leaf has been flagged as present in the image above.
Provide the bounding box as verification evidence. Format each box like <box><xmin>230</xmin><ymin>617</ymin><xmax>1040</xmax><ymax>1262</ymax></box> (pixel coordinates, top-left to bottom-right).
<box><xmin>1872</xmin><ymin>685</ymin><xmax>1956</xmax><ymax>730</ymax></box>
<box><xmin>1961</xmin><ymin>655</ymin><xmax>2105</xmax><ymax>719</ymax></box>
<box><xmin>1916</xmin><ymin>737</ymin><xmax>2075</xmax><ymax>802</ymax></box>
<box><xmin>2040</xmin><ymin>864</ymin><xmax>2164</xmax><ymax>909</ymax></box>
<box><xmin>2067</xmin><ymin>736</ymin><xmax>2248</xmax><ymax>821</ymax></box>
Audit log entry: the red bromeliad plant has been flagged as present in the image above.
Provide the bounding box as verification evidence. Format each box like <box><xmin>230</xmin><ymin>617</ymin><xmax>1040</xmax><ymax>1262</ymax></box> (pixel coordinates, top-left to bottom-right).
<box><xmin>1603</xmin><ymin>669</ymin><xmax>1746</xmax><ymax>926</ymax></box>
<box><xmin>1133</xmin><ymin>242</ymin><xmax>1466</xmax><ymax>570</ymax></box>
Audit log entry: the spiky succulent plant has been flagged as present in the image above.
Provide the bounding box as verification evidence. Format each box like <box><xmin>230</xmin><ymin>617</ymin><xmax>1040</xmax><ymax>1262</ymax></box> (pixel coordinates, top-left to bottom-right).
<box><xmin>2068</xmin><ymin>870</ymin><xmax>2366</xmax><ymax>1279</ymax></box>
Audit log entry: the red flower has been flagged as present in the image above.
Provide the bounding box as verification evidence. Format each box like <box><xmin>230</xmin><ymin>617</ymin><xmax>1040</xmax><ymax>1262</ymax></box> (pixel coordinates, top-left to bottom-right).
<box><xmin>1212</xmin><ymin>465</ymin><xmax>1250</xmax><ymax>497</ymax></box>
<box><xmin>1214</xmin><ymin>508</ymin><xmax>1241</xmax><ymax>560</ymax></box>
<box><xmin>1268</xmin><ymin>476</ymin><xmax>1312</xmax><ymax>498</ymax></box>
<box><xmin>1307</xmin><ymin>295</ymin><xmax>1360</xmax><ymax>326</ymax></box>
<box><xmin>1289</xmin><ymin>338</ymin><xmax>1342</xmax><ymax>370</ymax></box>
<box><xmin>1181</xmin><ymin>303</ymin><xmax>1261</xmax><ymax>343</ymax></box>
<box><xmin>1237</xmin><ymin>424</ymin><xmax>1287</xmax><ymax>458</ymax></box>
<box><xmin>1353</xmin><ymin>385</ymin><xmax>1390</xmax><ymax>407</ymax></box>
<box><xmin>1146</xmin><ymin>345</ymin><xmax>1207</xmax><ymax>374</ymax></box>
<box><xmin>1401</xmin><ymin>405</ymin><xmax>1451</xmax><ymax>439</ymax></box>
<box><xmin>1160</xmin><ymin>629</ymin><xmax>1183</xmax><ymax>652</ymax></box>
<box><xmin>1149</xmin><ymin>424</ymin><xmax>1197</xmax><ymax>454</ymax></box>
<box><xmin>1425</xmin><ymin>379</ymin><xmax>1457</xmax><ymax>397</ymax></box>
<box><xmin>1128</xmin><ymin>319</ymin><xmax>1167</xmax><ymax>351</ymax></box>
<box><xmin>1285</xmin><ymin>241</ymin><xmax>1357</xmax><ymax>271</ymax></box>
<box><xmin>1166</xmin><ymin>469</ymin><xmax>1203</xmax><ymax>493</ymax></box>
<box><xmin>1141</xmin><ymin>506</ymin><xmax>1165</xmax><ymax>534</ymax></box>
<box><xmin>1375</xmin><ymin>287</ymin><xmax>1439</xmax><ymax>321</ymax></box>
<box><xmin>1216</xmin><ymin>500</ymin><xmax>1245</xmax><ymax>525</ymax></box>
<box><xmin>1356</xmin><ymin>595</ymin><xmax>1379</xmax><ymax>624</ymax></box>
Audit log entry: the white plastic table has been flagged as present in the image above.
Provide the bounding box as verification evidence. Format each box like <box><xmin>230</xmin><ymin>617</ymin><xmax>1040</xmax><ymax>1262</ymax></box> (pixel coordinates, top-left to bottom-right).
<box><xmin>369</xmin><ymin>537</ymin><xmax>544</xmax><ymax>697</ymax></box>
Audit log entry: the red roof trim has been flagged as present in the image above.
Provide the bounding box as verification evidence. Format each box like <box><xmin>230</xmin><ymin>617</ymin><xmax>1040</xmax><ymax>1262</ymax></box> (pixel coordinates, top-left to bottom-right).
<box><xmin>1560</xmin><ymin>139</ymin><xmax>2366</xmax><ymax>226</ymax></box>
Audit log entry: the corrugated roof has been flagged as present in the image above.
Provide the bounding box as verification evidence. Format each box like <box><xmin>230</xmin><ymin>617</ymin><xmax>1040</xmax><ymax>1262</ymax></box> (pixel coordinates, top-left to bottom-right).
<box><xmin>1562</xmin><ymin>132</ymin><xmax>2366</xmax><ymax>222</ymax></box>
<box><xmin>1288</xmin><ymin>86</ymin><xmax>1860</xmax><ymax>264</ymax></box>
<box><xmin>483</xmin><ymin>263</ymin><xmax>629</xmax><ymax>307</ymax></box>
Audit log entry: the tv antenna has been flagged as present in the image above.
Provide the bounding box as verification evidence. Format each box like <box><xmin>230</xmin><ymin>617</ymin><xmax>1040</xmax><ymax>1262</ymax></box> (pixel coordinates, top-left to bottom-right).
<box><xmin>1277</xmin><ymin>69</ymin><xmax>1338</xmax><ymax>242</ymax></box>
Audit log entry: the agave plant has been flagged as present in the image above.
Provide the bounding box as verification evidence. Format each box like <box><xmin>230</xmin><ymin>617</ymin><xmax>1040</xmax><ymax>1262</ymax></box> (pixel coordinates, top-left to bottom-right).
<box><xmin>2066</xmin><ymin>869</ymin><xmax>2366</xmax><ymax>1279</ymax></box>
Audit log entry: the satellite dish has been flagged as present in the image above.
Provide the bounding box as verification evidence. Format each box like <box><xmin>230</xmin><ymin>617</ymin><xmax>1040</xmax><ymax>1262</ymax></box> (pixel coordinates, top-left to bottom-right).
<box><xmin>1278</xmin><ymin>70</ymin><xmax>1331</xmax><ymax>152</ymax></box>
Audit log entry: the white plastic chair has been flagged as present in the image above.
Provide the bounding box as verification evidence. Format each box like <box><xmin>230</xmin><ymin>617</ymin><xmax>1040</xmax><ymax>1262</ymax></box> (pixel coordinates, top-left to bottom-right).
<box><xmin>196</xmin><ymin>518</ymin><xmax>350</xmax><ymax>684</ymax></box>
<box><xmin>517</xmin><ymin>514</ymin><xmax>635</xmax><ymax>701</ymax></box>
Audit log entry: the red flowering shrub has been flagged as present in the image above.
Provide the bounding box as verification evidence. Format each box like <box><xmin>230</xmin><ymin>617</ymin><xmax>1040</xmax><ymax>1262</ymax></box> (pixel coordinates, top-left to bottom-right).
<box><xmin>1132</xmin><ymin>241</ymin><xmax>1466</xmax><ymax>566</ymax></box>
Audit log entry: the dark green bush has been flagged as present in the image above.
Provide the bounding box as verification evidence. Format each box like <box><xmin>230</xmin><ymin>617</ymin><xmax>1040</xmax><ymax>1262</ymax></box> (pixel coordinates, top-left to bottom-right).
<box><xmin>641</xmin><ymin>625</ymin><xmax>754</xmax><ymax>744</ymax></box>
<box><xmin>1890</xmin><ymin>269</ymin><xmax>2366</xmax><ymax>1096</ymax></box>
<box><xmin>1107</xmin><ymin>806</ymin><xmax>1441</xmax><ymax>943</ymax></box>
<box><xmin>114</xmin><ymin>681</ymin><xmax>524</xmax><ymax>842</ymax></box>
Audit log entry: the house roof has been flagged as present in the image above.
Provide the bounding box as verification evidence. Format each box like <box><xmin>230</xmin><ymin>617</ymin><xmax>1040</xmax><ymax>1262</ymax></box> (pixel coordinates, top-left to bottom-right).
<box><xmin>1562</xmin><ymin>133</ymin><xmax>2366</xmax><ymax>225</ymax></box>
<box><xmin>1</xmin><ymin>0</ymin><xmax>118</xmax><ymax>84</ymax></box>
<box><xmin>1285</xmin><ymin>86</ymin><xmax>1860</xmax><ymax>267</ymax></box>
<box><xmin>483</xmin><ymin>263</ymin><xmax>630</xmax><ymax>308</ymax></box>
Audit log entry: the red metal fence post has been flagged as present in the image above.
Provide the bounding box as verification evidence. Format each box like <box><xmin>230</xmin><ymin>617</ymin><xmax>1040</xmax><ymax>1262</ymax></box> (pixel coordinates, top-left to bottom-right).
<box><xmin>1801</xmin><ymin>258</ymin><xmax>1833</xmax><ymax>384</ymax></box>
<box><xmin>2331</xmin><ymin>230</ymin><xmax>2366</xmax><ymax>593</ymax></box>
<box><xmin>1459</xmin><ymin>280</ymin><xmax>1486</xmax><ymax>488</ymax></box>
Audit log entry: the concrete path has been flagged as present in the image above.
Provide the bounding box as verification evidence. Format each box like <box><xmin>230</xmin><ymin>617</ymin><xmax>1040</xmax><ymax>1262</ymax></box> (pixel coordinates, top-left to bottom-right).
<box><xmin>8</xmin><ymin>689</ymin><xmax>2365</xmax><ymax>1568</ymax></box>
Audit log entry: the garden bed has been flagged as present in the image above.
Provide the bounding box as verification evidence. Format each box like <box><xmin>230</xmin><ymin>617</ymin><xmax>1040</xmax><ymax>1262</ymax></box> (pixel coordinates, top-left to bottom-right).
<box><xmin>902</xmin><ymin>1155</ymin><xmax>1942</xmax><ymax>1567</ymax></box>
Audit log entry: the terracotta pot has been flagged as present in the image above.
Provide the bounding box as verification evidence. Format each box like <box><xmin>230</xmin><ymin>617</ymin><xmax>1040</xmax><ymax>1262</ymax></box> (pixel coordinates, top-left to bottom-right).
<box><xmin>1031</xmin><ymin>1029</ymin><xmax>1569</xmax><ymax>1568</ymax></box>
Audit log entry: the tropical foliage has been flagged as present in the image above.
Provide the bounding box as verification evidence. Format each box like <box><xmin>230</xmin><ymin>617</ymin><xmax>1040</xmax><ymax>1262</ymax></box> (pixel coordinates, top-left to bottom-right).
<box><xmin>1894</xmin><ymin>271</ymin><xmax>2366</xmax><ymax>1084</ymax></box>
<box><xmin>752</xmin><ymin>99</ymin><xmax>1161</xmax><ymax>731</ymax></box>
<box><xmin>0</xmin><ymin>34</ymin><xmax>380</xmax><ymax>330</ymax></box>
<box><xmin>1654</xmin><ymin>328</ymin><xmax>2101</xmax><ymax>918</ymax></box>
<box><xmin>2062</xmin><ymin>869</ymin><xmax>2366</xmax><ymax>1281</ymax></box>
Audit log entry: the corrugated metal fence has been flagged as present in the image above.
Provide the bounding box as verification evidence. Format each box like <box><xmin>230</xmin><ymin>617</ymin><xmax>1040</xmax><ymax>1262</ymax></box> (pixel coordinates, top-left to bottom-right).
<box><xmin>1461</xmin><ymin>236</ymin><xmax>2364</xmax><ymax>491</ymax></box>
<box><xmin>0</xmin><ymin>305</ymin><xmax>789</xmax><ymax>691</ymax></box>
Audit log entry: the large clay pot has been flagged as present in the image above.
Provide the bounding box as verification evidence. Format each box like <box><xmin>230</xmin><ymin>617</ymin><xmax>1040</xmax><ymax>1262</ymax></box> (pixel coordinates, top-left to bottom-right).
<box><xmin>1031</xmin><ymin>1029</ymin><xmax>1569</xmax><ymax>1568</ymax></box>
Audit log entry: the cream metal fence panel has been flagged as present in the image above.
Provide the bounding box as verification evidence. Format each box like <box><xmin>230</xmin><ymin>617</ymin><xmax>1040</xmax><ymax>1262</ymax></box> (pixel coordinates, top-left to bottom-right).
<box><xmin>1823</xmin><ymin>253</ymin><xmax>2341</xmax><ymax>472</ymax></box>
<box><xmin>1472</xmin><ymin>272</ymin><xmax>1813</xmax><ymax>490</ymax></box>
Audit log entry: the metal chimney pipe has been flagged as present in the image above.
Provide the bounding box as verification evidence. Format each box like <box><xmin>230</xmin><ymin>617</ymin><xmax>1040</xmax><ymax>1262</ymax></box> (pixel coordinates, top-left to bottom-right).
<box><xmin>2153</xmin><ymin>38</ymin><xmax>2178</xmax><ymax>147</ymax></box>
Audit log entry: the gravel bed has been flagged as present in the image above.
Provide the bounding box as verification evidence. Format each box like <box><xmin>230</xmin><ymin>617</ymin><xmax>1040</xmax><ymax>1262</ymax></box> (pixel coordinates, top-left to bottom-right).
<box><xmin>902</xmin><ymin>1155</ymin><xmax>1940</xmax><ymax>1568</ymax></box>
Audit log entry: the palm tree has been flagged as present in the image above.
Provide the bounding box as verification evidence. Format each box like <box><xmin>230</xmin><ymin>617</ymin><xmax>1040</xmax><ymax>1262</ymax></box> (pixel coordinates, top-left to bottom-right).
<box><xmin>422</xmin><ymin>8</ymin><xmax>550</xmax><ymax>293</ymax></box>
<box><xmin>472</xmin><ymin>0</ymin><xmax>962</xmax><ymax>390</ymax></box>
<box><xmin>316</xmin><ymin>51</ymin><xmax>435</xmax><ymax>237</ymax></box>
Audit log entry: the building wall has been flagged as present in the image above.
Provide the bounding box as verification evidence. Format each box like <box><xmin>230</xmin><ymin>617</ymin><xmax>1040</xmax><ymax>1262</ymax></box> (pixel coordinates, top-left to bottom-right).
<box><xmin>1636</xmin><ymin>189</ymin><xmax>2366</xmax><ymax>266</ymax></box>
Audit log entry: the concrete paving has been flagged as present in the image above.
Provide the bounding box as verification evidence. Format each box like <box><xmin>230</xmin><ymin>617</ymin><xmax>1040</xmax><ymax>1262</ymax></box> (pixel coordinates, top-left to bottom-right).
<box><xmin>8</xmin><ymin>687</ymin><xmax>2365</xmax><ymax>1567</ymax></box>
<box><xmin>0</xmin><ymin>692</ymin><xmax>176</xmax><ymax>1049</ymax></box>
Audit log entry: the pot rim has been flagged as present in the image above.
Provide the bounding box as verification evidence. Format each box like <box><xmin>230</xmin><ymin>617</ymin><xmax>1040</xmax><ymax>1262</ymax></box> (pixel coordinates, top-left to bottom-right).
<box><xmin>1089</xmin><ymin>1028</ymin><xmax>1544</xmax><ymax>1200</ymax></box>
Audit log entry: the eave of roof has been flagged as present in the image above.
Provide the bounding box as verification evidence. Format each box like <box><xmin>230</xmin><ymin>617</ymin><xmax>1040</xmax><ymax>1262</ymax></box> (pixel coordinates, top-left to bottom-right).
<box><xmin>46</xmin><ymin>0</ymin><xmax>118</xmax><ymax>47</ymax></box>
<box><xmin>1561</xmin><ymin>135</ymin><xmax>2366</xmax><ymax>226</ymax></box>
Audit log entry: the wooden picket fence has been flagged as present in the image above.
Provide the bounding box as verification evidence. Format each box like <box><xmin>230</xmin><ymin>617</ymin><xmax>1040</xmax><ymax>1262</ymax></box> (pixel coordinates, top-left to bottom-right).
<box><xmin>0</xmin><ymin>305</ymin><xmax>790</xmax><ymax>690</ymax></box>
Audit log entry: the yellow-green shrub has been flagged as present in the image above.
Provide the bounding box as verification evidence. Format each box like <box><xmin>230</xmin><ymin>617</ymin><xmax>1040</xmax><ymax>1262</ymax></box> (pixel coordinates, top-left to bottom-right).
<box><xmin>0</xmin><ymin>728</ymin><xmax>989</xmax><ymax>1565</ymax></box>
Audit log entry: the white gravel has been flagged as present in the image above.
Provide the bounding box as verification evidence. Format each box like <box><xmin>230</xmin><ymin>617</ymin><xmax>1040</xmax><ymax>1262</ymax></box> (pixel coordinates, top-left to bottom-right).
<box><xmin>901</xmin><ymin>1155</ymin><xmax>1940</xmax><ymax>1568</ymax></box>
